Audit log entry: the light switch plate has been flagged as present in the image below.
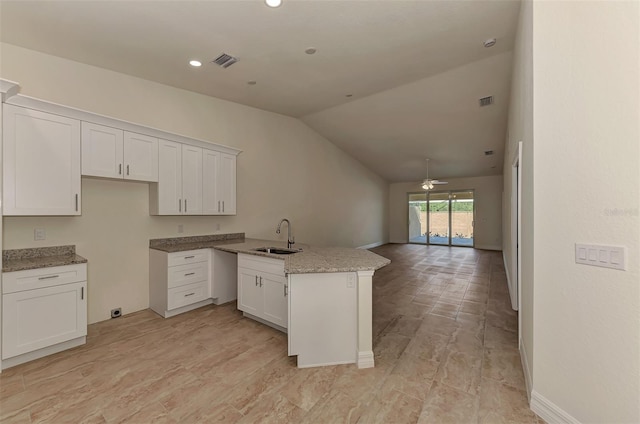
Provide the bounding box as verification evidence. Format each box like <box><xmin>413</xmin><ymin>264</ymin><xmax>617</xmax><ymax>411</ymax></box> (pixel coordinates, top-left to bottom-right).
<box><xmin>575</xmin><ymin>243</ymin><xmax>626</xmax><ymax>271</ymax></box>
<box><xmin>34</xmin><ymin>228</ymin><xmax>46</xmax><ymax>241</ymax></box>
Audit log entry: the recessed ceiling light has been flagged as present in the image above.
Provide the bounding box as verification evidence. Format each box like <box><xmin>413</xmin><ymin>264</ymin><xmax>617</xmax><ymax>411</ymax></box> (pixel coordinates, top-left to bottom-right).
<box><xmin>305</xmin><ymin>47</ymin><xmax>317</xmax><ymax>55</ymax></box>
<box><xmin>265</xmin><ymin>0</ymin><xmax>282</xmax><ymax>7</ymax></box>
<box><xmin>483</xmin><ymin>38</ymin><xmax>497</xmax><ymax>48</ymax></box>
<box><xmin>189</xmin><ymin>60</ymin><xmax>202</xmax><ymax>67</ymax></box>
<box><xmin>247</xmin><ymin>81</ymin><xmax>257</xmax><ymax>85</ymax></box>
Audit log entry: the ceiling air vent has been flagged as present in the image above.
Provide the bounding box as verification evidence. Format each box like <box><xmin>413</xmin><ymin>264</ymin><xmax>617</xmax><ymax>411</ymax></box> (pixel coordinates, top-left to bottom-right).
<box><xmin>484</xmin><ymin>150</ymin><xmax>494</xmax><ymax>156</ymax></box>
<box><xmin>479</xmin><ymin>96</ymin><xmax>494</xmax><ymax>107</ymax></box>
<box><xmin>212</xmin><ymin>53</ymin><xmax>238</xmax><ymax>68</ymax></box>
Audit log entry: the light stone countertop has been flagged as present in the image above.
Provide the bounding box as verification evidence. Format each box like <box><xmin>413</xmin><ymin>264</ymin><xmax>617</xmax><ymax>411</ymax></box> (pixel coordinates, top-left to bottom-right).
<box><xmin>2</xmin><ymin>245</ymin><xmax>88</xmax><ymax>273</ymax></box>
<box><xmin>150</xmin><ymin>235</ymin><xmax>391</xmax><ymax>274</ymax></box>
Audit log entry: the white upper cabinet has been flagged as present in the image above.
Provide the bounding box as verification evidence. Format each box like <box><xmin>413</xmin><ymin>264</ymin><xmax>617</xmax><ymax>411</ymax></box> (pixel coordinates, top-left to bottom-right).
<box><xmin>123</xmin><ymin>132</ymin><xmax>158</xmax><ymax>182</ymax></box>
<box><xmin>181</xmin><ymin>144</ymin><xmax>203</xmax><ymax>214</ymax></box>
<box><xmin>82</xmin><ymin>124</ymin><xmax>158</xmax><ymax>182</ymax></box>
<box><xmin>81</xmin><ymin>122</ymin><xmax>124</xmax><ymax>179</ymax></box>
<box><xmin>202</xmin><ymin>149</ymin><xmax>220</xmax><ymax>215</ymax></box>
<box><xmin>218</xmin><ymin>153</ymin><xmax>237</xmax><ymax>215</ymax></box>
<box><xmin>152</xmin><ymin>140</ymin><xmax>202</xmax><ymax>215</ymax></box>
<box><xmin>3</xmin><ymin>104</ymin><xmax>81</xmax><ymax>216</ymax></box>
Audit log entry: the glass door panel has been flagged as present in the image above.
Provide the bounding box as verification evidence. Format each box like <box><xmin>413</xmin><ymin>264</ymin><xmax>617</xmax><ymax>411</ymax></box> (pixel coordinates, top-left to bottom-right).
<box><xmin>428</xmin><ymin>192</ymin><xmax>450</xmax><ymax>245</ymax></box>
<box><xmin>408</xmin><ymin>192</ymin><xmax>427</xmax><ymax>244</ymax></box>
<box><xmin>451</xmin><ymin>191</ymin><xmax>474</xmax><ymax>247</ymax></box>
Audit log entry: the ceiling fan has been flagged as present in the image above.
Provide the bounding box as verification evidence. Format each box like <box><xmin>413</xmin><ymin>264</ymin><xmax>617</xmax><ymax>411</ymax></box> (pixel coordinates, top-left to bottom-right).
<box><xmin>421</xmin><ymin>158</ymin><xmax>448</xmax><ymax>190</ymax></box>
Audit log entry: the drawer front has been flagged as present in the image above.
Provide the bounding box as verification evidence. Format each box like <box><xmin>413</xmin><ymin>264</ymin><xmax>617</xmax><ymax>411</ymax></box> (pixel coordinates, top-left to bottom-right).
<box><xmin>167</xmin><ymin>281</ymin><xmax>208</xmax><ymax>310</ymax></box>
<box><xmin>167</xmin><ymin>250</ymin><xmax>209</xmax><ymax>267</ymax></box>
<box><xmin>3</xmin><ymin>264</ymin><xmax>87</xmax><ymax>294</ymax></box>
<box><xmin>168</xmin><ymin>262</ymin><xmax>208</xmax><ymax>289</ymax></box>
<box><xmin>238</xmin><ymin>253</ymin><xmax>285</xmax><ymax>276</ymax></box>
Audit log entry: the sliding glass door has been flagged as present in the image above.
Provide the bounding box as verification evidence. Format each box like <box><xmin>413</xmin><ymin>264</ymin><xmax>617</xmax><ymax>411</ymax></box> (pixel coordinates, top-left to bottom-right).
<box><xmin>408</xmin><ymin>190</ymin><xmax>474</xmax><ymax>247</ymax></box>
<box><xmin>450</xmin><ymin>191</ymin><xmax>474</xmax><ymax>247</ymax></box>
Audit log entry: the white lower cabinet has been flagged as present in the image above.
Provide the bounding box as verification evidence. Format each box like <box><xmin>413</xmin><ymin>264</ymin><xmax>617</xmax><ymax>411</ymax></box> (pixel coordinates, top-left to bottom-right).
<box><xmin>237</xmin><ymin>254</ymin><xmax>287</xmax><ymax>330</ymax></box>
<box><xmin>149</xmin><ymin>249</ymin><xmax>212</xmax><ymax>318</ymax></box>
<box><xmin>1</xmin><ymin>264</ymin><xmax>88</xmax><ymax>367</ymax></box>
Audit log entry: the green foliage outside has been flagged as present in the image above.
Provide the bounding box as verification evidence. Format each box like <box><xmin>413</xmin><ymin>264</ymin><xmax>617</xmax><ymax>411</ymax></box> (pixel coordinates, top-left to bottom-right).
<box><xmin>409</xmin><ymin>200</ymin><xmax>473</xmax><ymax>212</ymax></box>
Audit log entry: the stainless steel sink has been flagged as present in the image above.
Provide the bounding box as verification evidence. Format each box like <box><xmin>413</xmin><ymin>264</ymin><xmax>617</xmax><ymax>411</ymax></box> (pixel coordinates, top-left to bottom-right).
<box><xmin>254</xmin><ymin>246</ymin><xmax>302</xmax><ymax>255</ymax></box>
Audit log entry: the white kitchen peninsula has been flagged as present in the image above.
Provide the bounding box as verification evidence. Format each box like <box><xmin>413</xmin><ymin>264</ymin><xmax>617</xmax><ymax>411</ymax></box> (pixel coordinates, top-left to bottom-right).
<box><xmin>149</xmin><ymin>234</ymin><xmax>390</xmax><ymax>369</ymax></box>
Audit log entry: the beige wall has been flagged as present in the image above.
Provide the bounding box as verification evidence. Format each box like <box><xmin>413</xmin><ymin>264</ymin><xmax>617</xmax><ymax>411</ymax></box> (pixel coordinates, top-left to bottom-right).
<box><xmin>389</xmin><ymin>175</ymin><xmax>503</xmax><ymax>249</ymax></box>
<box><xmin>505</xmin><ymin>1</ymin><xmax>640</xmax><ymax>421</ymax></box>
<box><xmin>503</xmin><ymin>0</ymin><xmax>534</xmax><ymax>391</ymax></box>
<box><xmin>0</xmin><ymin>43</ymin><xmax>389</xmax><ymax>324</ymax></box>
<box><xmin>530</xmin><ymin>1</ymin><xmax>639</xmax><ymax>422</ymax></box>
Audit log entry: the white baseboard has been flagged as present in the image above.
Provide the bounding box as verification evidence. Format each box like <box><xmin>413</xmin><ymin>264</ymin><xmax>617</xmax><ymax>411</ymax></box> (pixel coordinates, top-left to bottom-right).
<box><xmin>531</xmin><ymin>390</ymin><xmax>581</xmax><ymax>424</ymax></box>
<box><xmin>357</xmin><ymin>351</ymin><xmax>375</xmax><ymax>368</ymax></box>
<box><xmin>519</xmin><ymin>337</ymin><xmax>532</xmax><ymax>400</ymax></box>
<box><xmin>475</xmin><ymin>244</ymin><xmax>502</xmax><ymax>251</ymax></box>
<box><xmin>357</xmin><ymin>241</ymin><xmax>386</xmax><ymax>250</ymax></box>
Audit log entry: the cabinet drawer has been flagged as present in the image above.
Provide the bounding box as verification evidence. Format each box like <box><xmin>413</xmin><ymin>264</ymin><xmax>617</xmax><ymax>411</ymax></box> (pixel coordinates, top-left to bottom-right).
<box><xmin>167</xmin><ymin>250</ymin><xmax>209</xmax><ymax>267</ymax></box>
<box><xmin>238</xmin><ymin>254</ymin><xmax>285</xmax><ymax>276</ymax></box>
<box><xmin>3</xmin><ymin>264</ymin><xmax>87</xmax><ymax>294</ymax></box>
<box><xmin>168</xmin><ymin>262</ymin><xmax>208</xmax><ymax>289</ymax></box>
<box><xmin>167</xmin><ymin>281</ymin><xmax>208</xmax><ymax>310</ymax></box>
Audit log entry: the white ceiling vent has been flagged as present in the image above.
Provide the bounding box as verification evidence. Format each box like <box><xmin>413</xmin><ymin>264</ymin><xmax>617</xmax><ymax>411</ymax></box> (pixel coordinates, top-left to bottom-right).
<box><xmin>212</xmin><ymin>53</ymin><xmax>238</xmax><ymax>68</ymax></box>
<box><xmin>479</xmin><ymin>96</ymin><xmax>494</xmax><ymax>107</ymax></box>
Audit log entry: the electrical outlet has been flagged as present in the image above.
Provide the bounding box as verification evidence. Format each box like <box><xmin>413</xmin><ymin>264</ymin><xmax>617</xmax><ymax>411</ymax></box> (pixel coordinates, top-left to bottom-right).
<box><xmin>34</xmin><ymin>228</ymin><xmax>46</xmax><ymax>241</ymax></box>
<box><xmin>178</xmin><ymin>224</ymin><xmax>184</xmax><ymax>233</ymax></box>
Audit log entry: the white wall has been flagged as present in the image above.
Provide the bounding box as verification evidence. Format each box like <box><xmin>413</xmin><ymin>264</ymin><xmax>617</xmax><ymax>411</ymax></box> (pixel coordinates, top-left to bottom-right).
<box><xmin>389</xmin><ymin>175</ymin><xmax>502</xmax><ymax>249</ymax></box>
<box><xmin>502</xmin><ymin>0</ymin><xmax>534</xmax><ymax>392</ymax></box>
<box><xmin>0</xmin><ymin>43</ymin><xmax>389</xmax><ymax>324</ymax></box>
<box><xmin>531</xmin><ymin>2</ymin><xmax>639</xmax><ymax>422</ymax></box>
<box><xmin>503</xmin><ymin>1</ymin><xmax>640</xmax><ymax>422</ymax></box>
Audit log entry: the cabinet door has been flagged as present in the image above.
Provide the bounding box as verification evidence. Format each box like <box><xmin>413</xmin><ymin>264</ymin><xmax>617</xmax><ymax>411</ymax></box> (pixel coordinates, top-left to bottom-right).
<box><xmin>157</xmin><ymin>139</ymin><xmax>182</xmax><ymax>214</ymax></box>
<box><xmin>218</xmin><ymin>153</ymin><xmax>237</xmax><ymax>215</ymax></box>
<box><xmin>202</xmin><ymin>149</ymin><xmax>220</xmax><ymax>215</ymax></box>
<box><xmin>181</xmin><ymin>145</ymin><xmax>203</xmax><ymax>214</ymax></box>
<box><xmin>2</xmin><ymin>281</ymin><xmax>87</xmax><ymax>359</ymax></box>
<box><xmin>81</xmin><ymin>122</ymin><xmax>124</xmax><ymax>179</ymax></box>
<box><xmin>123</xmin><ymin>132</ymin><xmax>159</xmax><ymax>182</ymax></box>
<box><xmin>3</xmin><ymin>104</ymin><xmax>81</xmax><ymax>215</ymax></box>
<box><xmin>262</xmin><ymin>273</ymin><xmax>288</xmax><ymax>329</ymax></box>
<box><xmin>237</xmin><ymin>268</ymin><xmax>261</xmax><ymax>317</ymax></box>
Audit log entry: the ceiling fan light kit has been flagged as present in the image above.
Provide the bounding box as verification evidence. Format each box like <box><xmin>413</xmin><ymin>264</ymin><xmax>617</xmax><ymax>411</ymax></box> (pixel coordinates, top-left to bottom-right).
<box><xmin>422</xmin><ymin>158</ymin><xmax>448</xmax><ymax>191</ymax></box>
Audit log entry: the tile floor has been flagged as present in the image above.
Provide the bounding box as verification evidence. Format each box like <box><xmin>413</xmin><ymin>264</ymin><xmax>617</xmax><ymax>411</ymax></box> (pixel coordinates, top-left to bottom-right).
<box><xmin>0</xmin><ymin>244</ymin><xmax>543</xmax><ymax>423</ymax></box>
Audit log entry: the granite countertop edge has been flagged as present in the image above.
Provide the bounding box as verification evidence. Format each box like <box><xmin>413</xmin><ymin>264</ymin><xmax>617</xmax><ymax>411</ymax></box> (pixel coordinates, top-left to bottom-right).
<box><xmin>3</xmin><ymin>245</ymin><xmax>88</xmax><ymax>273</ymax></box>
<box><xmin>151</xmin><ymin>235</ymin><xmax>391</xmax><ymax>274</ymax></box>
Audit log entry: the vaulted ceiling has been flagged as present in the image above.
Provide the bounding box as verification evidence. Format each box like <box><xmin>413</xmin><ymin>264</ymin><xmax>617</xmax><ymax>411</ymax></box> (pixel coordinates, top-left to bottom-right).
<box><xmin>0</xmin><ymin>0</ymin><xmax>521</xmax><ymax>182</ymax></box>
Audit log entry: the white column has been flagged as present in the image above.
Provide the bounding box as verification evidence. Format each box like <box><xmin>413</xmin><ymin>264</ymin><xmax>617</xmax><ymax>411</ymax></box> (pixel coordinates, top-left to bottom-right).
<box><xmin>356</xmin><ymin>270</ymin><xmax>375</xmax><ymax>368</ymax></box>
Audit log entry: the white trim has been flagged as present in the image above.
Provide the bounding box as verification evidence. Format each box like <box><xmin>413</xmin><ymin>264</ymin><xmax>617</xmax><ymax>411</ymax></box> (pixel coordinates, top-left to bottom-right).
<box><xmin>357</xmin><ymin>241</ymin><xmax>385</xmax><ymax>250</ymax></box>
<box><xmin>356</xmin><ymin>350</ymin><xmax>375</xmax><ymax>368</ymax></box>
<box><xmin>0</xmin><ymin>79</ymin><xmax>20</xmax><ymax>102</ymax></box>
<box><xmin>519</xmin><ymin>336</ymin><xmax>532</xmax><ymax>400</ymax></box>
<box><xmin>531</xmin><ymin>390</ymin><xmax>581</xmax><ymax>424</ymax></box>
<box><xmin>6</xmin><ymin>94</ymin><xmax>242</xmax><ymax>156</ymax></box>
<box><xmin>474</xmin><ymin>244</ymin><xmax>502</xmax><ymax>251</ymax></box>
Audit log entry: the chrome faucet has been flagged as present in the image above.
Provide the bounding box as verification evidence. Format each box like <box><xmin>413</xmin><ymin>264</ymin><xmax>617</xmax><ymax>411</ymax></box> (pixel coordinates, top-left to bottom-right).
<box><xmin>276</xmin><ymin>218</ymin><xmax>295</xmax><ymax>248</ymax></box>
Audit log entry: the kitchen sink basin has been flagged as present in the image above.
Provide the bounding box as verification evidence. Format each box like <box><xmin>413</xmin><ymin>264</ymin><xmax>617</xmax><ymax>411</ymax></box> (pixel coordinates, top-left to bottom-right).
<box><xmin>254</xmin><ymin>247</ymin><xmax>302</xmax><ymax>255</ymax></box>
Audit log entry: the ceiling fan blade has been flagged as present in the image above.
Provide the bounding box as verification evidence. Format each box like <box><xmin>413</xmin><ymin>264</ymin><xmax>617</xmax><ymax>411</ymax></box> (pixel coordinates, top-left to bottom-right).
<box><xmin>431</xmin><ymin>180</ymin><xmax>448</xmax><ymax>185</ymax></box>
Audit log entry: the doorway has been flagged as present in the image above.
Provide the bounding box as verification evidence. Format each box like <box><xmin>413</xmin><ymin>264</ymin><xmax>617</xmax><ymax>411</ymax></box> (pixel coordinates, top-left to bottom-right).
<box><xmin>408</xmin><ymin>190</ymin><xmax>475</xmax><ymax>247</ymax></box>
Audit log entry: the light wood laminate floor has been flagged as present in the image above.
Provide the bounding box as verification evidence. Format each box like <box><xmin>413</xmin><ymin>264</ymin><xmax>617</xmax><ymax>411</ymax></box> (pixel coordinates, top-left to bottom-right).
<box><xmin>0</xmin><ymin>244</ymin><xmax>543</xmax><ymax>423</ymax></box>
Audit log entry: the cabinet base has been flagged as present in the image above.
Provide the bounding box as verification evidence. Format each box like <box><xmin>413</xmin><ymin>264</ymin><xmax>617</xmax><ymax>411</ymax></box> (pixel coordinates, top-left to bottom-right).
<box><xmin>1</xmin><ymin>336</ymin><xmax>86</xmax><ymax>370</ymax></box>
<box><xmin>153</xmin><ymin>298</ymin><xmax>213</xmax><ymax>318</ymax></box>
<box><xmin>242</xmin><ymin>312</ymin><xmax>287</xmax><ymax>334</ymax></box>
